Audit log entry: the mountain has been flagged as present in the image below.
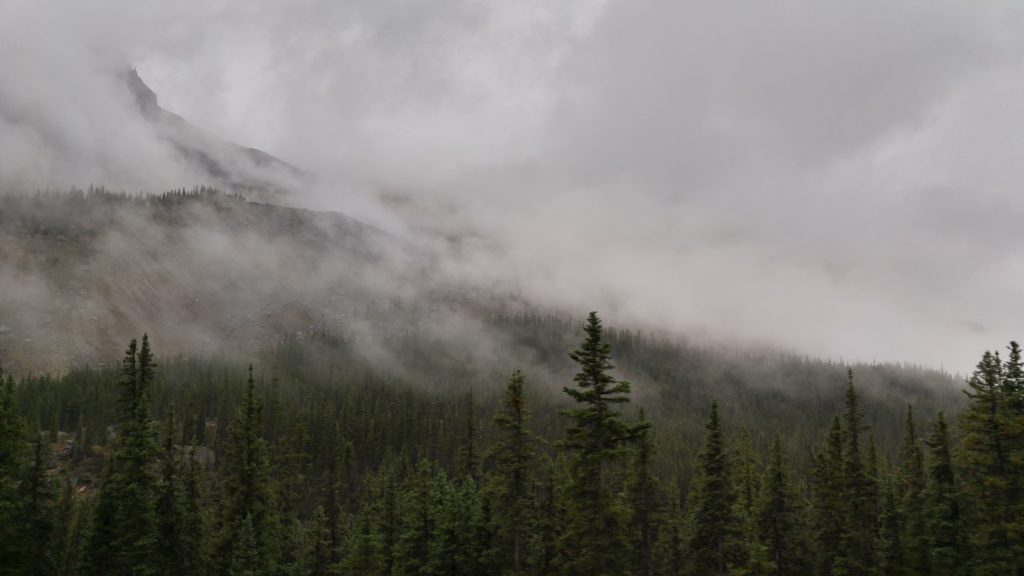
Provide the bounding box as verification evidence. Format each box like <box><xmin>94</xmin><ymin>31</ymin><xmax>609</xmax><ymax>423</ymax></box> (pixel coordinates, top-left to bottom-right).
<box><xmin>0</xmin><ymin>190</ymin><xmax>963</xmax><ymax>454</ymax></box>
<box><xmin>120</xmin><ymin>69</ymin><xmax>307</xmax><ymax>203</ymax></box>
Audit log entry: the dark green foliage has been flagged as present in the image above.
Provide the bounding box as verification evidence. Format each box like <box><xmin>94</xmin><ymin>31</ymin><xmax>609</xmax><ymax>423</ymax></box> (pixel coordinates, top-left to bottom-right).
<box><xmin>21</xmin><ymin>438</ymin><xmax>58</xmax><ymax>576</ymax></box>
<box><xmin>835</xmin><ymin>372</ymin><xmax>878</xmax><ymax>576</ymax></box>
<box><xmin>560</xmin><ymin>312</ymin><xmax>648</xmax><ymax>576</ymax></box>
<box><xmin>810</xmin><ymin>416</ymin><xmax>845</xmax><ymax>576</ymax></box>
<box><xmin>754</xmin><ymin>436</ymin><xmax>810</xmax><ymax>576</ymax></box>
<box><xmin>218</xmin><ymin>365</ymin><xmax>280</xmax><ymax>575</ymax></box>
<box><xmin>924</xmin><ymin>413</ymin><xmax>962</xmax><ymax>576</ymax></box>
<box><xmin>392</xmin><ymin>458</ymin><xmax>439</xmax><ymax>576</ymax></box>
<box><xmin>84</xmin><ymin>335</ymin><xmax>160</xmax><ymax>576</ymax></box>
<box><xmin>685</xmin><ymin>402</ymin><xmax>743</xmax><ymax>575</ymax></box>
<box><xmin>959</xmin><ymin>349</ymin><xmax>1022</xmax><ymax>575</ymax></box>
<box><xmin>894</xmin><ymin>406</ymin><xmax>926</xmax><ymax>575</ymax></box>
<box><xmin>0</xmin><ymin>364</ymin><xmax>26</xmax><ymax>575</ymax></box>
<box><xmin>627</xmin><ymin>409</ymin><xmax>662</xmax><ymax>576</ymax></box>
<box><xmin>4</xmin><ymin>321</ymin><xmax>1021</xmax><ymax>576</ymax></box>
<box><xmin>489</xmin><ymin>370</ymin><xmax>535</xmax><ymax>575</ymax></box>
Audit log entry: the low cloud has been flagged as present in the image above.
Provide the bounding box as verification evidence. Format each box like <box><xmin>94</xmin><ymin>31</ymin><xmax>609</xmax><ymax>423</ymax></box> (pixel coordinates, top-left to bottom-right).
<box><xmin>2</xmin><ymin>0</ymin><xmax>1024</xmax><ymax>371</ymax></box>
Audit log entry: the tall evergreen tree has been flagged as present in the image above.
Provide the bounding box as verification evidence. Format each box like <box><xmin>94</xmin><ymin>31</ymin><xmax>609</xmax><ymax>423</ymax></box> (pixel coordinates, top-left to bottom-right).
<box><xmin>559</xmin><ymin>311</ymin><xmax>648</xmax><ymax>576</ymax></box>
<box><xmin>489</xmin><ymin>370</ymin><xmax>535</xmax><ymax>575</ymax></box>
<box><xmin>923</xmin><ymin>413</ymin><xmax>962</xmax><ymax>576</ymax></box>
<box><xmin>393</xmin><ymin>458</ymin><xmax>440</xmax><ymax>576</ymax></box>
<box><xmin>810</xmin><ymin>416</ymin><xmax>845</xmax><ymax>576</ymax></box>
<box><xmin>685</xmin><ymin>401</ymin><xmax>743</xmax><ymax>576</ymax></box>
<box><xmin>894</xmin><ymin>406</ymin><xmax>926</xmax><ymax>575</ymax></box>
<box><xmin>875</xmin><ymin>476</ymin><xmax>903</xmax><ymax>576</ymax></box>
<box><xmin>626</xmin><ymin>409</ymin><xmax>661</xmax><ymax>576</ymax></box>
<box><xmin>179</xmin><ymin>444</ymin><xmax>209</xmax><ymax>576</ymax></box>
<box><xmin>754</xmin><ymin>436</ymin><xmax>810</xmax><ymax>576</ymax></box>
<box><xmin>218</xmin><ymin>365</ymin><xmax>280</xmax><ymax>576</ymax></box>
<box><xmin>345</xmin><ymin>500</ymin><xmax>384</xmax><ymax>576</ymax></box>
<box><xmin>834</xmin><ymin>371</ymin><xmax>877</xmax><ymax>576</ymax></box>
<box><xmin>322</xmin><ymin>421</ymin><xmax>354</xmax><ymax>569</ymax></box>
<box><xmin>84</xmin><ymin>336</ymin><xmax>160</xmax><ymax>576</ymax></box>
<box><xmin>959</xmin><ymin>350</ymin><xmax>1020</xmax><ymax>575</ymax></box>
<box><xmin>0</xmin><ymin>364</ymin><xmax>26</xmax><ymax>576</ymax></box>
<box><xmin>155</xmin><ymin>409</ymin><xmax>189</xmax><ymax>574</ymax></box>
<box><xmin>21</xmin><ymin>437</ymin><xmax>58</xmax><ymax>576</ymax></box>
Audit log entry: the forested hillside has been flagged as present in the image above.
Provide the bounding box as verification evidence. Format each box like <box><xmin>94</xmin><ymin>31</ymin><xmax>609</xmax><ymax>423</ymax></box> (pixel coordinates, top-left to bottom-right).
<box><xmin>2</xmin><ymin>311</ymin><xmax>1014</xmax><ymax>576</ymax></box>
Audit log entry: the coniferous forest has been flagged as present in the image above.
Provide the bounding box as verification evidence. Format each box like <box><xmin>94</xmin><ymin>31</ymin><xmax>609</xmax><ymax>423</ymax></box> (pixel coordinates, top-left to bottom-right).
<box><xmin>0</xmin><ymin>311</ymin><xmax>1021</xmax><ymax>575</ymax></box>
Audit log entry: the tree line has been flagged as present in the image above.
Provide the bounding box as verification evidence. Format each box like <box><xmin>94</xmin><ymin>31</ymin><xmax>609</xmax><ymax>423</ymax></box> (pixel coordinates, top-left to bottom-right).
<box><xmin>0</xmin><ymin>311</ymin><xmax>1021</xmax><ymax>575</ymax></box>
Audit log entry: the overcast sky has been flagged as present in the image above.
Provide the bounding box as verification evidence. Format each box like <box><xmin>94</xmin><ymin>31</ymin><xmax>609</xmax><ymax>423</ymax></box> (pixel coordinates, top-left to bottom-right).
<box><xmin>3</xmin><ymin>0</ymin><xmax>1024</xmax><ymax>371</ymax></box>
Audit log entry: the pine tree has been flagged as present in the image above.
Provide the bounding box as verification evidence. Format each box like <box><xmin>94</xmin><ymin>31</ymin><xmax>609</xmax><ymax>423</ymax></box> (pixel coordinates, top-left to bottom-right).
<box><xmin>227</xmin><ymin>514</ymin><xmax>261</xmax><ymax>576</ymax></box>
<box><xmin>180</xmin><ymin>444</ymin><xmax>209</xmax><ymax>576</ymax></box>
<box><xmin>0</xmin><ymin>364</ymin><xmax>26</xmax><ymax>576</ymax></box>
<box><xmin>83</xmin><ymin>459</ymin><xmax>119</xmax><ymax>576</ymax></box>
<box><xmin>345</xmin><ymin>501</ymin><xmax>384</xmax><ymax>576</ymax></box>
<box><xmin>876</xmin><ymin>477</ymin><xmax>903</xmax><ymax>576</ymax></box>
<box><xmin>489</xmin><ymin>370</ymin><xmax>535</xmax><ymax>575</ymax></box>
<box><xmin>529</xmin><ymin>456</ymin><xmax>565</xmax><ymax>576</ymax></box>
<box><xmin>52</xmin><ymin>479</ymin><xmax>87</xmax><ymax>576</ymax></box>
<box><xmin>810</xmin><ymin>416</ymin><xmax>844</xmax><ymax>576</ymax></box>
<box><xmin>895</xmin><ymin>406</ymin><xmax>926</xmax><ymax>576</ymax></box>
<box><xmin>685</xmin><ymin>401</ymin><xmax>743</xmax><ymax>576</ymax></box>
<box><xmin>560</xmin><ymin>311</ymin><xmax>648</xmax><ymax>576</ymax></box>
<box><xmin>84</xmin><ymin>336</ymin><xmax>160</xmax><ymax>576</ymax></box>
<box><xmin>626</xmin><ymin>409</ymin><xmax>661</xmax><ymax>576</ymax></box>
<box><xmin>308</xmin><ymin>506</ymin><xmax>333</xmax><ymax>576</ymax></box>
<box><xmin>923</xmin><ymin>413</ymin><xmax>962</xmax><ymax>576</ymax></box>
<box><xmin>1002</xmin><ymin>342</ymin><xmax>1024</xmax><ymax>574</ymax></box>
<box><xmin>155</xmin><ymin>410</ymin><xmax>189</xmax><ymax>574</ymax></box>
<box><xmin>393</xmin><ymin>458</ymin><xmax>439</xmax><ymax>576</ymax></box>
<box><xmin>653</xmin><ymin>486</ymin><xmax>685</xmax><ymax>576</ymax></box>
<box><xmin>834</xmin><ymin>371</ymin><xmax>877</xmax><ymax>576</ymax></box>
<box><xmin>959</xmin><ymin>350</ymin><xmax>1019</xmax><ymax>575</ymax></box>
<box><xmin>754</xmin><ymin>436</ymin><xmax>810</xmax><ymax>576</ymax></box>
<box><xmin>218</xmin><ymin>365</ymin><xmax>280</xmax><ymax>576</ymax></box>
<box><xmin>322</xmin><ymin>421</ymin><xmax>354</xmax><ymax>569</ymax></box>
<box><xmin>21</xmin><ymin>437</ymin><xmax>58</xmax><ymax>576</ymax></box>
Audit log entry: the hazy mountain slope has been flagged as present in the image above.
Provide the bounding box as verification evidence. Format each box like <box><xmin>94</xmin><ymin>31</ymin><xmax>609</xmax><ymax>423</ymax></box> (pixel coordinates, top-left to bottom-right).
<box><xmin>0</xmin><ymin>189</ymin><xmax>401</xmax><ymax>372</ymax></box>
<box><xmin>0</xmin><ymin>190</ymin><xmax>962</xmax><ymax>417</ymax></box>
<box><xmin>121</xmin><ymin>69</ymin><xmax>307</xmax><ymax>203</ymax></box>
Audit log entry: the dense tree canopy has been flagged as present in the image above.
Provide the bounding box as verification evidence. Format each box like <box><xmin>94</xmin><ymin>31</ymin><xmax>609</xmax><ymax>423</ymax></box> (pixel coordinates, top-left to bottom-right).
<box><xmin>0</xmin><ymin>315</ymin><xmax>1014</xmax><ymax>576</ymax></box>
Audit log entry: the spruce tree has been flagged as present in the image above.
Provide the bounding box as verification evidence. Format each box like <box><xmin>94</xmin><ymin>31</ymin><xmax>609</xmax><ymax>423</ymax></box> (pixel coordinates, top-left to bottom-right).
<box><xmin>180</xmin><ymin>444</ymin><xmax>209</xmax><ymax>576</ymax></box>
<box><xmin>559</xmin><ymin>311</ymin><xmax>648</xmax><ymax>576</ymax></box>
<box><xmin>155</xmin><ymin>410</ymin><xmax>188</xmax><ymax>574</ymax></box>
<box><xmin>489</xmin><ymin>370</ymin><xmax>535</xmax><ymax>575</ymax></box>
<box><xmin>835</xmin><ymin>371</ymin><xmax>877</xmax><ymax>576</ymax></box>
<box><xmin>322</xmin><ymin>421</ymin><xmax>354</xmax><ymax>569</ymax></box>
<box><xmin>685</xmin><ymin>401</ymin><xmax>743</xmax><ymax>576</ymax></box>
<box><xmin>393</xmin><ymin>458</ymin><xmax>439</xmax><ymax>576</ymax></box>
<box><xmin>810</xmin><ymin>416</ymin><xmax>844</xmax><ymax>576</ymax></box>
<box><xmin>923</xmin><ymin>413</ymin><xmax>962</xmax><ymax>576</ymax></box>
<box><xmin>21</xmin><ymin>437</ymin><xmax>58</xmax><ymax>576</ymax></box>
<box><xmin>218</xmin><ymin>365</ymin><xmax>280</xmax><ymax>575</ymax></box>
<box><xmin>345</xmin><ymin>501</ymin><xmax>384</xmax><ymax>576</ymax></box>
<box><xmin>876</xmin><ymin>477</ymin><xmax>904</xmax><ymax>576</ymax></box>
<box><xmin>626</xmin><ymin>409</ymin><xmax>662</xmax><ymax>576</ymax></box>
<box><xmin>0</xmin><ymin>364</ymin><xmax>26</xmax><ymax>576</ymax></box>
<box><xmin>754</xmin><ymin>436</ymin><xmax>810</xmax><ymax>576</ymax></box>
<box><xmin>85</xmin><ymin>336</ymin><xmax>160</xmax><ymax>576</ymax></box>
<box><xmin>959</xmin><ymin>350</ymin><xmax>1019</xmax><ymax>575</ymax></box>
<box><xmin>895</xmin><ymin>406</ymin><xmax>926</xmax><ymax>576</ymax></box>
<box><xmin>227</xmin><ymin>514</ymin><xmax>261</xmax><ymax>576</ymax></box>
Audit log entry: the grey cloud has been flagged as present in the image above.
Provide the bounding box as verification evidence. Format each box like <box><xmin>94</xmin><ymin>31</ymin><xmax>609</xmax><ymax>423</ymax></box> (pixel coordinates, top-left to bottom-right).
<box><xmin>3</xmin><ymin>0</ymin><xmax>1024</xmax><ymax>371</ymax></box>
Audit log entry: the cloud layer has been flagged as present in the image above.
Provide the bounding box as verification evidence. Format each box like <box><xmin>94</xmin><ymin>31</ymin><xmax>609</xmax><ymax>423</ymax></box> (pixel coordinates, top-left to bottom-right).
<box><xmin>3</xmin><ymin>0</ymin><xmax>1024</xmax><ymax>371</ymax></box>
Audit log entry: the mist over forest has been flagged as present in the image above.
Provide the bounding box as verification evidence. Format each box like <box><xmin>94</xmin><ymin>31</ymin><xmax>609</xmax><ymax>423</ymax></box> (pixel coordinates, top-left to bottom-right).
<box><xmin>2</xmin><ymin>2</ymin><xmax>1024</xmax><ymax>576</ymax></box>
